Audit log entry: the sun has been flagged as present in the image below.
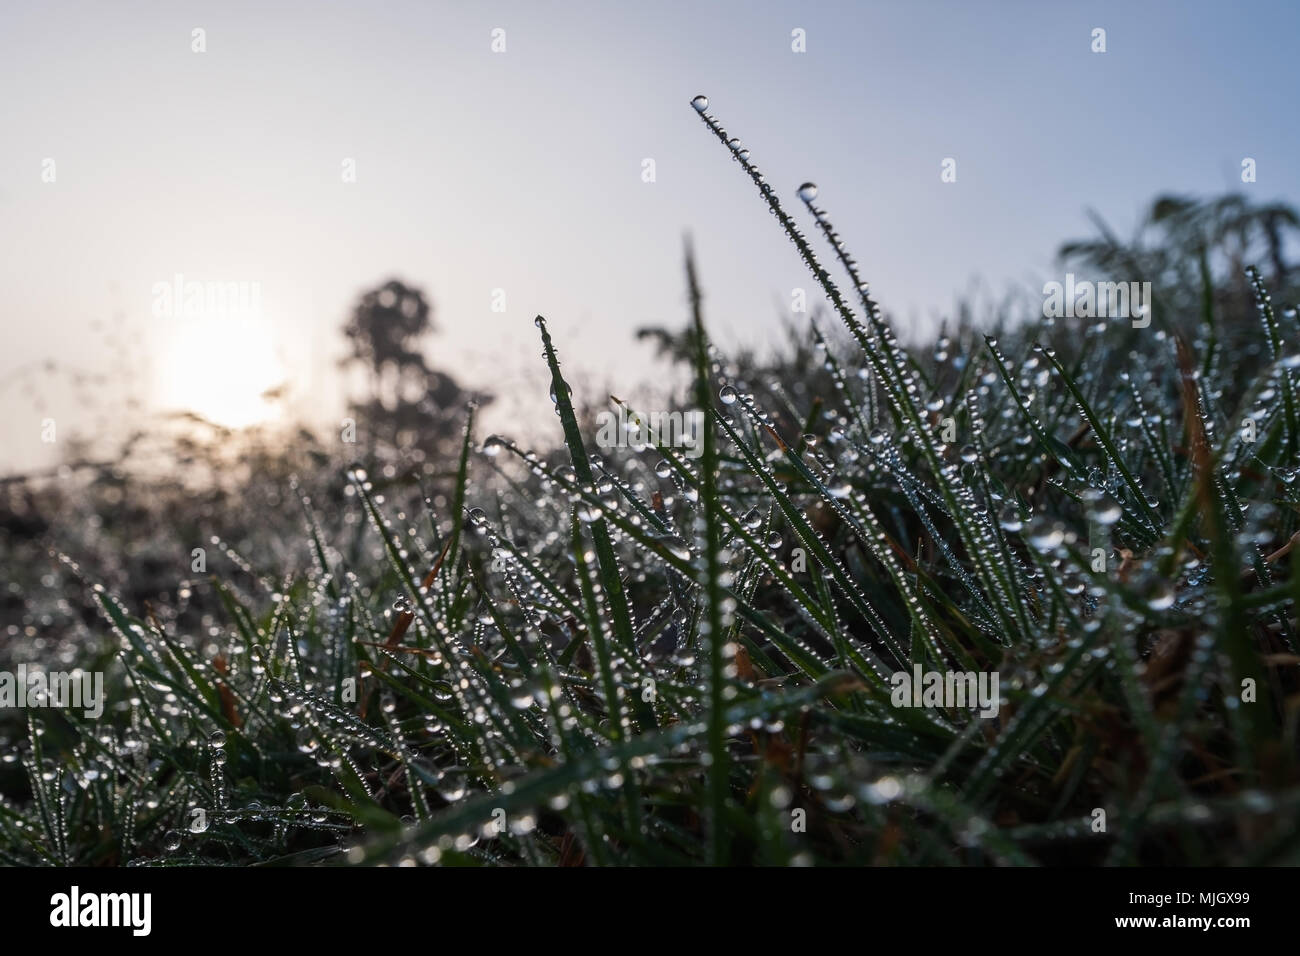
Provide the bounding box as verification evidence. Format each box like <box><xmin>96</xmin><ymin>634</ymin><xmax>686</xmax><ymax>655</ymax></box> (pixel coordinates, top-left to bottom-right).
<box><xmin>158</xmin><ymin>315</ymin><xmax>286</xmax><ymax>429</ymax></box>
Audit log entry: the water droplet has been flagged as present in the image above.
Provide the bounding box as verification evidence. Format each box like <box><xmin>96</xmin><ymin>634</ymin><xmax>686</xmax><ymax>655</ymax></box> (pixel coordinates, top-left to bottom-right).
<box><xmin>1027</xmin><ymin>523</ymin><xmax>1063</xmax><ymax>551</ymax></box>
<box><xmin>719</xmin><ymin>385</ymin><xmax>738</xmax><ymax>405</ymax></box>
<box><xmin>797</xmin><ymin>182</ymin><xmax>819</xmax><ymax>203</ymax></box>
<box><xmin>1091</xmin><ymin>497</ymin><xmax>1121</xmax><ymax>526</ymax></box>
<box><xmin>163</xmin><ymin>830</ymin><xmax>182</xmax><ymax>851</ymax></box>
<box><xmin>437</xmin><ymin>768</ymin><xmax>469</xmax><ymax>803</ymax></box>
<box><xmin>511</xmin><ymin>682</ymin><xmax>537</xmax><ymax>709</ymax></box>
<box><xmin>690</xmin><ymin>94</ymin><xmax>709</xmax><ymax>112</ymax></box>
<box><xmin>1147</xmin><ymin>584</ymin><xmax>1176</xmax><ymax>611</ymax></box>
<box><xmin>661</xmin><ymin>535</ymin><xmax>691</xmax><ymax>560</ymax></box>
<box><xmin>209</xmin><ymin>730</ymin><xmax>226</xmax><ymax>748</ymax></box>
<box><xmin>1241</xmin><ymin>790</ymin><xmax>1273</xmax><ymax>813</ymax></box>
<box><xmin>999</xmin><ymin>506</ymin><xmax>1023</xmax><ymax>533</ymax></box>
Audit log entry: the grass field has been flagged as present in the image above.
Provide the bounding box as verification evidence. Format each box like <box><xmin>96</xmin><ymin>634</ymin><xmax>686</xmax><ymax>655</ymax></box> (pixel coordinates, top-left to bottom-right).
<box><xmin>2</xmin><ymin>96</ymin><xmax>1298</xmax><ymax>868</ymax></box>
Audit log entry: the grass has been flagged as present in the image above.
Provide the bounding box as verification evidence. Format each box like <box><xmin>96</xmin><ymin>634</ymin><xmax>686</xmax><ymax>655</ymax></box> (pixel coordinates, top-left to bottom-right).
<box><xmin>1</xmin><ymin>96</ymin><xmax>1298</xmax><ymax>867</ymax></box>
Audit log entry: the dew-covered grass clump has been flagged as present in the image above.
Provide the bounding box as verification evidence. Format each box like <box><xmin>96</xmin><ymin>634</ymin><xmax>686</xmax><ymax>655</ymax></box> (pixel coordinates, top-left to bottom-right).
<box><xmin>2</xmin><ymin>97</ymin><xmax>1298</xmax><ymax>866</ymax></box>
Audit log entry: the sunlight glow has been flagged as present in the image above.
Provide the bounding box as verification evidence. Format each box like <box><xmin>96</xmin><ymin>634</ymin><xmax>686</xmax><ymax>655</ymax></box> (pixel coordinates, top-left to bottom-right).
<box><xmin>159</xmin><ymin>315</ymin><xmax>285</xmax><ymax>429</ymax></box>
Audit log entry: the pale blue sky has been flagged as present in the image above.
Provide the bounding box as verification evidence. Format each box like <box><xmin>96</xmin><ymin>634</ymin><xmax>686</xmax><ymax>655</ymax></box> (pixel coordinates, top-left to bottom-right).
<box><xmin>2</xmin><ymin>0</ymin><xmax>1297</xmax><ymax>470</ymax></box>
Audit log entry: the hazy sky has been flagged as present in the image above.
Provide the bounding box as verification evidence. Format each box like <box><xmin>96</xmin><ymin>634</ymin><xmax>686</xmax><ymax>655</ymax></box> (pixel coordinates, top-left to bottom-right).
<box><xmin>2</xmin><ymin>0</ymin><xmax>1298</xmax><ymax>472</ymax></box>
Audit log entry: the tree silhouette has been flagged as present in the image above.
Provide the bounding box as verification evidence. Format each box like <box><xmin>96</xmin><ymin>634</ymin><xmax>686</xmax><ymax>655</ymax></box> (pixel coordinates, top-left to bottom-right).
<box><xmin>1059</xmin><ymin>192</ymin><xmax>1299</xmax><ymax>323</ymax></box>
<box><xmin>340</xmin><ymin>278</ymin><xmax>487</xmax><ymax>454</ymax></box>
<box><xmin>1055</xmin><ymin>192</ymin><xmax>1299</xmax><ymax>389</ymax></box>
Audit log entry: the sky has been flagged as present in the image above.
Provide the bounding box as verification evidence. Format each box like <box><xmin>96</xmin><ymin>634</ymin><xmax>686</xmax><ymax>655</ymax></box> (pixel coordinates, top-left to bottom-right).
<box><xmin>2</xmin><ymin>0</ymin><xmax>1298</xmax><ymax>472</ymax></box>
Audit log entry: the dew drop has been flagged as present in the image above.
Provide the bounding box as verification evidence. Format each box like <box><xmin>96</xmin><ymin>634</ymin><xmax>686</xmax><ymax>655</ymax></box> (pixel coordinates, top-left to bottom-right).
<box><xmin>999</xmin><ymin>506</ymin><xmax>1023</xmax><ymax>533</ymax></box>
<box><xmin>1027</xmin><ymin>523</ymin><xmax>1063</xmax><ymax>551</ymax></box>
<box><xmin>1147</xmin><ymin>584</ymin><xmax>1176</xmax><ymax>611</ymax></box>
<box><xmin>437</xmin><ymin>768</ymin><xmax>469</xmax><ymax>803</ymax></box>
<box><xmin>1091</xmin><ymin>497</ymin><xmax>1121</xmax><ymax>526</ymax></box>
